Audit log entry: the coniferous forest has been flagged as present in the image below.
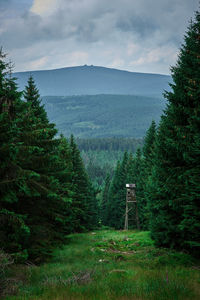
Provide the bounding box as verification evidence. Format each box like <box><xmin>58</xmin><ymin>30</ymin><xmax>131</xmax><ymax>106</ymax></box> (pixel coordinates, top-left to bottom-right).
<box><xmin>101</xmin><ymin>12</ymin><xmax>200</xmax><ymax>256</ymax></box>
<box><xmin>0</xmin><ymin>59</ymin><xmax>98</xmax><ymax>263</ymax></box>
<box><xmin>0</xmin><ymin>9</ymin><xmax>200</xmax><ymax>300</ymax></box>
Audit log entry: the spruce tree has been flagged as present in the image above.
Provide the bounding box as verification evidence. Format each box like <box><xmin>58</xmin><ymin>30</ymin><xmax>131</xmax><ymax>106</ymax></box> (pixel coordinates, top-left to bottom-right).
<box><xmin>23</xmin><ymin>75</ymin><xmax>47</xmax><ymax>122</ymax></box>
<box><xmin>106</xmin><ymin>161</ymin><xmax>121</xmax><ymax>228</ymax></box>
<box><xmin>3</xmin><ymin>75</ymin><xmax>72</xmax><ymax>261</ymax></box>
<box><xmin>100</xmin><ymin>173</ymin><xmax>111</xmax><ymax>225</ymax></box>
<box><xmin>142</xmin><ymin>121</ymin><xmax>157</xmax><ymax>229</ymax></box>
<box><xmin>70</xmin><ymin>135</ymin><xmax>98</xmax><ymax>231</ymax></box>
<box><xmin>17</xmin><ymin>76</ymin><xmax>74</xmax><ymax>260</ymax></box>
<box><xmin>149</xmin><ymin>11</ymin><xmax>200</xmax><ymax>255</ymax></box>
<box><xmin>127</xmin><ymin>150</ymin><xmax>145</xmax><ymax>229</ymax></box>
<box><xmin>143</xmin><ymin>120</ymin><xmax>157</xmax><ymax>177</ymax></box>
<box><xmin>134</xmin><ymin>149</ymin><xmax>145</xmax><ymax>228</ymax></box>
<box><xmin>0</xmin><ymin>59</ymin><xmax>98</xmax><ymax>261</ymax></box>
<box><xmin>0</xmin><ymin>50</ymin><xmax>30</xmax><ymax>261</ymax></box>
<box><xmin>107</xmin><ymin>152</ymin><xmax>128</xmax><ymax>229</ymax></box>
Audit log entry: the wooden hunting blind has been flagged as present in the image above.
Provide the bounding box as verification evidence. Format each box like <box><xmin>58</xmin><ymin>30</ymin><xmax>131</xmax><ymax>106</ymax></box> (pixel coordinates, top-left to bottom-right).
<box><xmin>124</xmin><ymin>183</ymin><xmax>140</xmax><ymax>230</ymax></box>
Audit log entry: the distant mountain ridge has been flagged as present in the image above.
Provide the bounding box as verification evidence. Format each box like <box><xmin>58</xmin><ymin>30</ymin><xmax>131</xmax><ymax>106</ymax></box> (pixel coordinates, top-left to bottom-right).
<box><xmin>14</xmin><ymin>65</ymin><xmax>171</xmax><ymax>97</ymax></box>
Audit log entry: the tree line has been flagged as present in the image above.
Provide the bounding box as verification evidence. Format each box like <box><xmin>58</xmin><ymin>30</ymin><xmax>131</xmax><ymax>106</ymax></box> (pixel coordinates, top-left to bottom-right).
<box><xmin>76</xmin><ymin>137</ymin><xmax>144</xmax><ymax>152</ymax></box>
<box><xmin>100</xmin><ymin>11</ymin><xmax>200</xmax><ymax>256</ymax></box>
<box><xmin>100</xmin><ymin>123</ymin><xmax>156</xmax><ymax>231</ymax></box>
<box><xmin>0</xmin><ymin>55</ymin><xmax>98</xmax><ymax>263</ymax></box>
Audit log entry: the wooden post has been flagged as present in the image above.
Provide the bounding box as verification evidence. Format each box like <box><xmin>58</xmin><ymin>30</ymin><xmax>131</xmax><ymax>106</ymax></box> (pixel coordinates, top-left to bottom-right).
<box><xmin>124</xmin><ymin>184</ymin><xmax>140</xmax><ymax>230</ymax></box>
<box><xmin>124</xmin><ymin>196</ymin><xmax>128</xmax><ymax>230</ymax></box>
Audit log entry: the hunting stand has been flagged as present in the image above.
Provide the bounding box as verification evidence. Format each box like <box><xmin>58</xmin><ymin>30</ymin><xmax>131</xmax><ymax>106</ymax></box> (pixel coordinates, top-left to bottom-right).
<box><xmin>124</xmin><ymin>184</ymin><xmax>140</xmax><ymax>230</ymax></box>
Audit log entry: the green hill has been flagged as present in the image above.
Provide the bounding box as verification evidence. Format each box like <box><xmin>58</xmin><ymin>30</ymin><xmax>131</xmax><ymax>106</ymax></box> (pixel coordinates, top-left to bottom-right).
<box><xmin>42</xmin><ymin>94</ymin><xmax>166</xmax><ymax>138</ymax></box>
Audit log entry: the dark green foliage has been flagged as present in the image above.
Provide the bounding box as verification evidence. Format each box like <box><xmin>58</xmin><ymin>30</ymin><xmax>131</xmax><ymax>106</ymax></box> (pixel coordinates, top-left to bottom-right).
<box><xmin>127</xmin><ymin>149</ymin><xmax>146</xmax><ymax>229</ymax></box>
<box><xmin>100</xmin><ymin>174</ymin><xmax>111</xmax><ymax>225</ymax></box>
<box><xmin>77</xmin><ymin>137</ymin><xmax>144</xmax><ymax>152</ymax></box>
<box><xmin>70</xmin><ymin>135</ymin><xmax>98</xmax><ymax>231</ymax></box>
<box><xmin>106</xmin><ymin>153</ymin><xmax>128</xmax><ymax>229</ymax></box>
<box><xmin>0</xmin><ymin>55</ymin><xmax>21</xmax><ymax>203</ymax></box>
<box><xmin>23</xmin><ymin>75</ymin><xmax>48</xmax><ymax>122</ymax></box>
<box><xmin>141</xmin><ymin>121</ymin><xmax>157</xmax><ymax>229</ymax></box>
<box><xmin>13</xmin><ymin>75</ymin><xmax>70</xmax><ymax>261</ymax></box>
<box><xmin>0</xmin><ymin>54</ymin><xmax>98</xmax><ymax>263</ymax></box>
<box><xmin>0</xmin><ymin>49</ymin><xmax>28</xmax><ymax>261</ymax></box>
<box><xmin>82</xmin><ymin>150</ymin><xmax>126</xmax><ymax>189</ymax></box>
<box><xmin>80</xmin><ymin>138</ymin><xmax>144</xmax><ymax>190</ymax></box>
<box><xmin>42</xmin><ymin>94</ymin><xmax>166</xmax><ymax>138</ymax></box>
<box><xmin>143</xmin><ymin>120</ymin><xmax>157</xmax><ymax>177</ymax></box>
<box><xmin>148</xmin><ymin>12</ymin><xmax>200</xmax><ymax>256</ymax></box>
<box><xmin>101</xmin><ymin>149</ymin><xmax>146</xmax><ymax>230</ymax></box>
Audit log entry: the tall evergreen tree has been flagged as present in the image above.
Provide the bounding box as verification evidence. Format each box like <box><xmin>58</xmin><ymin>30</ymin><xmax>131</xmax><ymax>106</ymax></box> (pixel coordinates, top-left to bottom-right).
<box><xmin>0</xmin><ymin>72</ymin><xmax>73</xmax><ymax>261</ymax></box>
<box><xmin>15</xmin><ymin>76</ymin><xmax>74</xmax><ymax>260</ymax></box>
<box><xmin>149</xmin><ymin>11</ymin><xmax>200</xmax><ymax>255</ymax></box>
<box><xmin>142</xmin><ymin>121</ymin><xmax>157</xmax><ymax>229</ymax></box>
<box><xmin>23</xmin><ymin>75</ymin><xmax>47</xmax><ymax>122</ymax></box>
<box><xmin>0</xmin><ymin>57</ymin><xmax>99</xmax><ymax>262</ymax></box>
<box><xmin>143</xmin><ymin>120</ymin><xmax>157</xmax><ymax>177</ymax></box>
<box><xmin>100</xmin><ymin>173</ymin><xmax>111</xmax><ymax>225</ymax></box>
<box><xmin>128</xmin><ymin>149</ymin><xmax>145</xmax><ymax>229</ymax></box>
<box><xmin>0</xmin><ymin>50</ymin><xmax>30</xmax><ymax>261</ymax></box>
<box><xmin>107</xmin><ymin>152</ymin><xmax>128</xmax><ymax>229</ymax></box>
<box><xmin>70</xmin><ymin>135</ymin><xmax>98</xmax><ymax>231</ymax></box>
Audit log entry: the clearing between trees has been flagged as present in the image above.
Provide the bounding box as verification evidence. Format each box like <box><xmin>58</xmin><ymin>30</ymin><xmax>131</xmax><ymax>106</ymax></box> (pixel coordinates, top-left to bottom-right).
<box><xmin>4</xmin><ymin>230</ymin><xmax>200</xmax><ymax>300</ymax></box>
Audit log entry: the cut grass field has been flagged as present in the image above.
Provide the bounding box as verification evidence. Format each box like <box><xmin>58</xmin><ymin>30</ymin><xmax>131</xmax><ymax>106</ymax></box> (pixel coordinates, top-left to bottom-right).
<box><xmin>4</xmin><ymin>230</ymin><xmax>200</xmax><ymax>300</ymax></box>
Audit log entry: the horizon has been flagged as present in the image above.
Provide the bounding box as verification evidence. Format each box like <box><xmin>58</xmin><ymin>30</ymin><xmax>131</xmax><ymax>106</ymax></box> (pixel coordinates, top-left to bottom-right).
<box><xmin>14</xmin><ymin>64</ymin><xmax>171</xmax><ymax>77</ymax></box>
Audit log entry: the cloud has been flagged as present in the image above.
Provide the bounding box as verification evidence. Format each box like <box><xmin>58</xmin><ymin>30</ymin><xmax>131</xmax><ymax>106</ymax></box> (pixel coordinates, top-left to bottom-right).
<box><xmin>0</xmin><ymin>0</ymin><xmax>199</xmax><ymax>74</ymax></box>
<box><xmin>28</xmin><ymin>56</ymin><xmax>48</xmax><ymax>70</ymax></box>
<box><xmin>30</xmin><ymin>0</ymin><xmax>61</xmax><ymax>17</ymax></box>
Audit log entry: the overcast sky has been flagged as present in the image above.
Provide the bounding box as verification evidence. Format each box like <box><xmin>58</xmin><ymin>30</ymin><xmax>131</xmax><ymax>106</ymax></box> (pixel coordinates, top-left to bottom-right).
<box><xmin>0</xmin><ymin>0</ymin><xmax>198</xmax><ymax>74</ymax></box>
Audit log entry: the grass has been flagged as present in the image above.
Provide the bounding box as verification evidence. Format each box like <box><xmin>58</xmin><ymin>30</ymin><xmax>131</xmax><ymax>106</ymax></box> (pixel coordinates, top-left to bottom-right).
<box><xmin>4</xmin><ymin>230</ymin><xmax>200</xmax><ymax>300</ymax></box>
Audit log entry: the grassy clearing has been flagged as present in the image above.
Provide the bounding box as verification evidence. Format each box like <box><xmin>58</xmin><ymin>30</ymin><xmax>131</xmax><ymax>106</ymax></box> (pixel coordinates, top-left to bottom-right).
<box><xmin>4</xmin><ymin>230</ymin><xmax>200</xmax><ymax>300</ymax></box>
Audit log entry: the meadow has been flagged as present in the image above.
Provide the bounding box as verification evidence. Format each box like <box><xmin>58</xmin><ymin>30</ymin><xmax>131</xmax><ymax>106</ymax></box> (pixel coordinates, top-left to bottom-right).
<box><xmin>4</xmin><ymin>230</ymin><xmax>200</xmax><ymax>300</ymax></box>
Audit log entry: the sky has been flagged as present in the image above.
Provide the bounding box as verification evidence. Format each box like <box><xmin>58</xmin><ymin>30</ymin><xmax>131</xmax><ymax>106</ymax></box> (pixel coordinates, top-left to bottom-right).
<box><xmin>0</xmin><ymin>0</ymin><xmax>198</xmax><ymax>74</ymax></box>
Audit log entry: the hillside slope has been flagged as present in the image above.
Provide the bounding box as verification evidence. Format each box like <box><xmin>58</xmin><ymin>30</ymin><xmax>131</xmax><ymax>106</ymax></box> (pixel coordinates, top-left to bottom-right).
<box><xmin>42</xmin><ymin>94</ymin><xmax>166</xmax><ymax>138</ymax></box>
<box><xmin>14</xmin><ymin>65</ymin><xmax>171</xmax><ymax>97</ymax></box>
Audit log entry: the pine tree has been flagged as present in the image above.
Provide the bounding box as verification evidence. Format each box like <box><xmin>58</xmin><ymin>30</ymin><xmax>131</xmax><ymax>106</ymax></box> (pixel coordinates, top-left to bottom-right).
<box><xmin>100</xmin><ymin>173</ymin><xmax>111</xmax><ymax>225</ymax></box>
<box><xmin>56</xmin><ymin>134</ymin><xmax>74</xmax><ymax>234</ymax></box>
<box><xmin>106</xmin><ymin>161</ymin><xmax>121</xmax><ymax>228</ymax></box>
<box><xmin>142</xmin><ymin>121</ymin><xmax>157</xmax><ymax>229</ymax></box>
<box><xmin>23</xmin><ymin>75</ymin><xmax>47</xmax><ymax>122</ymax></box>
<box><xmin>143</xmin><ymin>120</ymin><xmax>157</xmax><ymax>177</ymax></box>
<box><xmin>0</xmin><ymin>74</ymin><xmax>72</xmax><ymax>261</ymax></box>
<box><xmin>70</xmin><ymin>135</ymin><xmax>98</xmax><ymax>231</ymax></box>
<box><xmin>107</xmin><ymin>152</ymin><xmax>128</xmax><ymax>229</ymax></box>
<box><xmin>149</xmin><ymin>11</ymin><xmax>200</xmax><ymax>255</ymax></box>
<box><xmin>0</xmin><ymin>58</ymin><xmax>98</xmax><ymax>262</ymax></box>
<box><xmin>127</xmin><ymin>149</ymin><xmax>145</xmax><ymax>229</ymax></box>
<box><xmin>0</xmin><ymin>50</ymin><xmax>30</xmax><ymax>261</ymax></box>
<box><xmin>15</xmin><ymin>76</ymin><xmax>74</xmax><ymax>260</ymax></box>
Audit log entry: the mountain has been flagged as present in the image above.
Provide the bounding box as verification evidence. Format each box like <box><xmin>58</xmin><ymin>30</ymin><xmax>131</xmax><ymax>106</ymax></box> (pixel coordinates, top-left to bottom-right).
<box><xmin>14</xmin><ymin>65</ymin><xmax>171</xmax><ymax>138</ymax></box>
<box><xmin>42</xmin><ymin>94</ymin><xmax>166</xmax><ymax>138</ymax></box>
<box><xmin>14</xmin><ymin>65</ymin><xmax>171</xmax><ymax>97</ymax></box>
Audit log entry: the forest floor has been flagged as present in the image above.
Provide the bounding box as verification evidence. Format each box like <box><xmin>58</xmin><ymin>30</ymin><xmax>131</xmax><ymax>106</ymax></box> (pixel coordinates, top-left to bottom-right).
<box><xmin>4</xmin><ymin>230</ymin><xmax>200</xmax><ymax>300</ymax></box>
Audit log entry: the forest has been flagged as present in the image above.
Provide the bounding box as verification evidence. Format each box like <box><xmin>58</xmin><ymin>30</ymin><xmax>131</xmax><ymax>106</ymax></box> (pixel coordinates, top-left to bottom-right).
<box><xmin>42</xmin><ymin>94</ymin><xmax>166</xmax><ymax>138</ymax></box>
<box><xmin>0</xmin><ymin>10</ymin><xmax>200</xmax><ymax>300</ymax></box>
<box><xmin>77</xmin><ymin>137</ymin><xmax>144</xmax><ymax>188</ymax></box>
